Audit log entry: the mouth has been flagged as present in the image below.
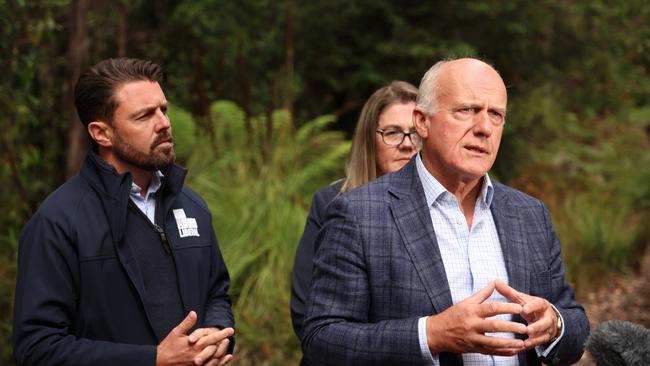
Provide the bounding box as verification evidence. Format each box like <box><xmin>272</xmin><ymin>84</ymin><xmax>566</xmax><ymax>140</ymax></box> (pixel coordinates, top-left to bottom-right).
<box><xmin>397</xmin><ymin>154</ymin><xmax>416</xmax><ymax>162</ymax></box>
<box><xmin>464</xmin><ymin>144</ymin><xmax>488</xmax><ymax>155</ymax></box>
<box><xmin>154</xmin><ymin>135</ymin><xmax>173</xmax><ymax>148</ymax></box>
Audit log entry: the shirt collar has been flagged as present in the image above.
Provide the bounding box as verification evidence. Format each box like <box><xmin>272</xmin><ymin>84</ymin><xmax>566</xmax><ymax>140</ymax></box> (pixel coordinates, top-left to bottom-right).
<box><xmin>130</xmin><ymin>170</ymin><xmax>164</xmax><ymax>197</ymax></box>
<box><xmin>482</xmin><ymin>174</ymin><xmax>494</xmax><ymax>207</ymax></box>
<box><xmin>415</xmin><ymin>153</ymin><xmax>494</xmax><ymax>208</ymax></box>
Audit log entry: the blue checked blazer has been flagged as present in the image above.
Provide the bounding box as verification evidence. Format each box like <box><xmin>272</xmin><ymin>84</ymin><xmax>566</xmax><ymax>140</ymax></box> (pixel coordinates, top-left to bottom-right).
<box><xmin>302</xmin><ymin>158</ymin><xmax>589</xmax><ymax>366</ymax></box>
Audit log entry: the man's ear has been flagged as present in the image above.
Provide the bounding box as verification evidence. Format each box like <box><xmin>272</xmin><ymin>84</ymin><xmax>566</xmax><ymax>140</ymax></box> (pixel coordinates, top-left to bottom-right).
<box><xmin>413</xmin><ymin>108</ymin><xmax>430</xmax><ymax>139</ymax></box>
<box><xmin>87</xmin><ymin>121</ymin><xmax>113</xmax><ymax>148</ymax></box>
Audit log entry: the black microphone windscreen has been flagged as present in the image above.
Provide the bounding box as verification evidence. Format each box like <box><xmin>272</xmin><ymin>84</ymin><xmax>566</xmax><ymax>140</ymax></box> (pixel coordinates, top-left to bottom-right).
<box><xmin>586</xmin><ymin>320</ymin><xmax>650</xmax><ymax>366</ymax></box>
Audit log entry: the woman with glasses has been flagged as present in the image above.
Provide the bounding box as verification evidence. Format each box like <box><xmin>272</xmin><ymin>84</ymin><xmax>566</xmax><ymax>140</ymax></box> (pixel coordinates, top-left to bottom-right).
<box><xmin>291</xmin><ymin>81</ymin><xmax>421</xmax><ymax>343</ymax></box>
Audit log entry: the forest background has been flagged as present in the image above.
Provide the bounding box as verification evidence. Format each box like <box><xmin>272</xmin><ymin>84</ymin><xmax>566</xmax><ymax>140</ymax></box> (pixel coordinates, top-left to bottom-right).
<box><xmin>2</xmin><ymin>1</ymin><xmax>650</xmax><ymax>364</ymax></box>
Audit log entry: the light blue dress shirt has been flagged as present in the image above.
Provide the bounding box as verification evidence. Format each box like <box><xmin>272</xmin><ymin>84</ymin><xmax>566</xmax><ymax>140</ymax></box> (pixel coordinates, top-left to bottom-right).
<box><xmin>129</xmin><ymin>171</ymin><xmax>163</xmax><ymax>224</ymax></box>
<box><xmin>414</xmin><ymin>154</ymin><xmax>563</xmax><ymax>365</ymax></box>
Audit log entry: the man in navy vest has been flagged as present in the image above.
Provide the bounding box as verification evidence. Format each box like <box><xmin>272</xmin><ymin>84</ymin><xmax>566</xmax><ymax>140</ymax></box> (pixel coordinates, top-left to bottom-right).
<box><xmin>14</xmin><ymin>58</ymin><xmax>235</xmax><ymax>366</ymax></box>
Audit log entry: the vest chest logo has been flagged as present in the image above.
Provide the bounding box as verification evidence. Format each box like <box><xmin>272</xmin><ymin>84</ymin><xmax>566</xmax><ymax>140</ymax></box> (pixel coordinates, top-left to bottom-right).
<box><xmin>173</xmin><ymin>208</ymin><xmax>200</xmax><ymax>238</ymax></box>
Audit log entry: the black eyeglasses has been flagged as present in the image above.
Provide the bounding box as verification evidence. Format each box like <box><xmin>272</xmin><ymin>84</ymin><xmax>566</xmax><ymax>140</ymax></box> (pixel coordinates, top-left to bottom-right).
<box><xmin>376</xmin><ymin>128</ymin><xmax>422</xmax><ymax>147</ymax></box>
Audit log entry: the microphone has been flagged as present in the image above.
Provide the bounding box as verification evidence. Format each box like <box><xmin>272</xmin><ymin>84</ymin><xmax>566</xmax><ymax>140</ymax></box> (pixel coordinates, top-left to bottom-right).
<box><xmin>586</xmin><ymin>320</ymin><xmax>650</xmax><ymax>366</ymax></box>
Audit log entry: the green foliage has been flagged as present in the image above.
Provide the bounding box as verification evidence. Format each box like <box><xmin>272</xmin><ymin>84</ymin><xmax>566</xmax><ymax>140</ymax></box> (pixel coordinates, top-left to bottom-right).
<box><xmin>185</xmin><ymin>102</ymin><xmax>350</xmax><ymax>364</ymax></box>
<box><xmin>559</xmin><ymin>195</ymin><xmax>645</xmax><ymax>289</ymax></box>
<box><xmin>1</xmin><ymin>2</ymin><xmax>69</xmax><ymax>361</ymax></box>
<box><xmin>159</xmin><ymin>0</ymin><xmax>288</xmax><ymax>118</ymax></box>
<box><xmin>500</xmin><ymin>86</ymin><xmax>650</xmax><ymax>288</ymax></box>
<box><xmin>168</xmin><ymin>103</ymin><xmax>197</xmax><ymax>164</ymax></box>
<box><xmin>554</xmin><ymin>119</ymin><xmax>650</xmax><ymax>288</ymax></box>
<box><xmin>3</xmin><ymin>0</ymin><xmax>650</xmax><ymax>363</ymax></box>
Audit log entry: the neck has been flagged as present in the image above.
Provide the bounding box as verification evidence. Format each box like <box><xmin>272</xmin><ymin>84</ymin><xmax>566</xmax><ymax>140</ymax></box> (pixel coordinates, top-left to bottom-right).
<box><xmin>437</xmin><ymin>173</ymin><xmax>483</xmax><ymax>215</ymax></box>
<box><xmin>99</xmin><ymin>150</ymin><xmax>153</xmax><ymax>197</ymax></box>
<box><xmin>130</xmin><ymin>169</ymin><xmax>154</xmax><ymax>197</ymax></box>
<box><xmin>421</xmin><ymin>153</ymin><xmax>484</xmax><ymax>228</ymax></box>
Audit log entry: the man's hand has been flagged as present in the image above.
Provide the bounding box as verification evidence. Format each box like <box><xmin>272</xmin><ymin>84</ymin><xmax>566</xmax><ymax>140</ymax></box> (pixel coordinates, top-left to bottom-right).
<box><xmin>494</xmin><ymin>279</ymin><xmax>560</xmax><ymax>349</ymax></box>
<box><xmin>156</xmin><ymin>311</ymin><xmax>235</xmax><ymax>366</ymax></box>
<box><xmin>188</xmin><ymin>327</ymin><xmax>235</xmax><ymax>366</ymax></box>
<box><xmin>426</xmin><ymin>281</ymin><xmax>528</xmax><ymax>356</ymax></box>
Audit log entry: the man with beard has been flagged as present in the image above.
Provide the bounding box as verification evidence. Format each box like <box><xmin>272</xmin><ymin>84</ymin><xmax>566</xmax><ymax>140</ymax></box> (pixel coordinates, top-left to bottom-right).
<box><xmin>13</xmin><ymin>58</ymin><xmax>235</xmax><ymax>366</ymax></box>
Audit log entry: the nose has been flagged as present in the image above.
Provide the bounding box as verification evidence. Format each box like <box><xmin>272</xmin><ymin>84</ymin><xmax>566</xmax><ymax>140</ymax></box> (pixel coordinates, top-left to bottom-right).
<box><xmin>473</xmin><ymin>110</ymin><xmax>493</xmax><ymax>138</ymax></box>
<box><xmin>155</xmin><ymin>109</ymin><xmax>172</xmax><ymax>132</ymax></box>
<box><xmin>398</xmin><ymin>133</ymin><xmax>417</xmax><ymax>151</ymax></box>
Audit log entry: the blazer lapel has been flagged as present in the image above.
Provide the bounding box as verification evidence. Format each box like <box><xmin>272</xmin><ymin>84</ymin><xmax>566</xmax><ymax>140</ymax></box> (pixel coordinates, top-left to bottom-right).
<box><xmin>388</xmin><ymin>160</ymin><xmax>453</xmax><ymax>314</ymax></box>
<box><xmin>490</xmin><ymin>183</ymin><xmax>529</xmax><ymax>295</ymax></box>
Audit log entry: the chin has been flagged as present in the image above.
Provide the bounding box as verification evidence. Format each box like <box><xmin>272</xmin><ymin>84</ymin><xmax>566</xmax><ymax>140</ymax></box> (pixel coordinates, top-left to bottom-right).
<box><xmin>389</xmin><ymin>163</ymin><xmax>405</xmax><ymax>172</ymax></box>
<box><xmin>461</xmin><ymin>171</ymin><xmax>489</xmax><ymax>182</ymax></box>
<box><xmin>462</xmin><ymin>161</ymin><xmax>492</xmax><ymax>174</ymax></box>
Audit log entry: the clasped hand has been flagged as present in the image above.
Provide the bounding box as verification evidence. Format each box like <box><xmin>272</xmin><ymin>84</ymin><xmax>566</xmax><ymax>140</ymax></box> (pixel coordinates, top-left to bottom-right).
<box><xmin>426</xmin><ymin>280</ymin><xmax>559</xmax><ymax>356</ymax></box>
<box><xmin>157</xmin><ymin>311</ymin><xmax>235</xmax><ymax>366</ymax></box>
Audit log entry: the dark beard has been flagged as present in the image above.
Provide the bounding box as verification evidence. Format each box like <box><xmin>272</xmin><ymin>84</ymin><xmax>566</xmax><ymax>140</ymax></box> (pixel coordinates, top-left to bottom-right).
<box><xmin>112</xmin><ymin>131</ymin><xmax>176</xmax><ymax>172</ymax></box>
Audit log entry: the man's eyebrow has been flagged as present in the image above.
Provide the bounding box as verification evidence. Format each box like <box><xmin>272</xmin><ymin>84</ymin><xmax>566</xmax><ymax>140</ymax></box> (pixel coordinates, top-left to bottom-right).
<box><xmin>456</xmin><ymin>102</ymin><xmax>506</xmax><ymax>115</ymax></box>
<box><xmin>489</xmin><ymin>106</ymin><xmax>507</xmax><ymax>115</ymax></box>
<box><xmin>128</xmin><ymin>105</ymin><xmax>156</xmax><ymax>119</ymax></box>
<box><xmin>455</xmin><ymin>102</ymin><xmax>482</xmax><ymax>110</ymax></box>
<box><xmin>128</xmin><ymin>102</ymin><xmax>167</xmax><ymax>119</ymax></box>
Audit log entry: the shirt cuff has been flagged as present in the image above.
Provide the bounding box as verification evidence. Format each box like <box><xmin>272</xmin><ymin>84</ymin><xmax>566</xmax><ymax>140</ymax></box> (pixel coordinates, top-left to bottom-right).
<box><xmin>418</xmin><ymin>316</ymin><xmax>437</xmax><ymax>365</ymax></box>
<box><xmin>535</xmin><ymin>304</ymin><xmax>565</xmax><ymax>358</ymax></box>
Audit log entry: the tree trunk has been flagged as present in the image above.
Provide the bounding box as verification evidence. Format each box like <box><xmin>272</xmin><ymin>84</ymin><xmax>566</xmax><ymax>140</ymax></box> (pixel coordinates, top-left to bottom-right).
<box><xmin>235</xmin><ymin>42</ymin><xmax>253</xmax><ymax>157</ymax></box>
<box><xmin>235</xmin><ymin>42</ymin><xmax>251</xmax><ymax>118</ymax></box>
<box><xmin>263</xmin><ymin>79</ymin><xmax>277</xmax><ymax>164</ymax></box>
<box><xmin>116</xmin><ymin>1</ymin><xmax>127</xmax><ymax>57</ymax></box>
<box><xmin>190</xmin><ymin>49</ymin><xmax>208</xmax><ymax>119</ymax></box>
<box><xmin>282</xmin><ymin>0</ymin><xmax>294</xmax><ymax>116</ymax></box>
<box><xmin>64</xmin><ymin>0</ymin><xmax>88</xmax><ymax>178</ymax></box>
<box><xmin>1</xmin><ymin>133</ymin><xmax>32</xmax><ymax>212</ymax></box>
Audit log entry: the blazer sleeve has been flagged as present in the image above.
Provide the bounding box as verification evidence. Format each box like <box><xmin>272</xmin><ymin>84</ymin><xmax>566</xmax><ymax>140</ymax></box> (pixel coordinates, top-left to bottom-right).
<box><xmin>302</xmin><ymin>196</ymin><xmax>422</xmax><ymax>366</ymax></box>
<box><xmin>13</xmin><ymin>213</ymin><xmax>156</xmax><ymax>366</ymax></box>
<box><xmin>536</xmin><ymin>203</ymin><xmax>590</xmax><ymax>365</ymax></box>
<box><xmin>291</xmin><ymin>186</ymin><xmax>336</xmax><ymax>340</ymax></box>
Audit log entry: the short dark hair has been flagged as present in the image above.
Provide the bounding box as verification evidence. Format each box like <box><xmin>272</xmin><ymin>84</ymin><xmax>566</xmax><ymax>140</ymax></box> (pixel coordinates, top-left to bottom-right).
<box><xmin>74</xmin><ymin>58</ymin><xmax>164</xmax><ymax>128</ymax></box>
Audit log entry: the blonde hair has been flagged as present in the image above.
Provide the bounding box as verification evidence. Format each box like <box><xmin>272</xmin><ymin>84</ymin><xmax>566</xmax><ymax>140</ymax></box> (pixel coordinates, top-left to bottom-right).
<box><xmin>340</xmin><ymin>80</ymin><xmax>418</xmax><ymax>193</ymax></box>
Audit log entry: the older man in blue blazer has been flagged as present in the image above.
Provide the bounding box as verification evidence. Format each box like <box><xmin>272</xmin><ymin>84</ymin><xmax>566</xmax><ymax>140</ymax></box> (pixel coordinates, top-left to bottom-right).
<box><xmin>302</xmin><ymin>58</ymin><xmax>589</xmax><ymax>365</ymax></box>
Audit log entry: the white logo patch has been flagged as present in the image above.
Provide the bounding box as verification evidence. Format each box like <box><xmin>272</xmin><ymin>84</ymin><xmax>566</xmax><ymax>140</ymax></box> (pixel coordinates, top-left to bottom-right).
<box><xmin>173</xmin><ymin>208</ymin><xmax>200</xmax><ymax>238</ymax></box>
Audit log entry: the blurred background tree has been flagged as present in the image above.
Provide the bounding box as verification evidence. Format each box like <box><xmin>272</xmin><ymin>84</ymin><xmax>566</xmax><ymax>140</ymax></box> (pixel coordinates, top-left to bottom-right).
<box><xmin>2</xmin><ymin>0</ymin><xmax>649</xmax><ymax>364</ymax></box>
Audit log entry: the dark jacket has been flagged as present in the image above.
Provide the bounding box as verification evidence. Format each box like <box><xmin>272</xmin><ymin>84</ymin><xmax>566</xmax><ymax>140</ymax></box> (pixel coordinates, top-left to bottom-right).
<box><xmin>13</xmin><ymin>151</ymin><xmax>234</xmax><ymax>366</ymax></box>
<box><xmin>291</xmin><ymin>180</ymin><xmax>343</xmax><ymax>340</ymax></box>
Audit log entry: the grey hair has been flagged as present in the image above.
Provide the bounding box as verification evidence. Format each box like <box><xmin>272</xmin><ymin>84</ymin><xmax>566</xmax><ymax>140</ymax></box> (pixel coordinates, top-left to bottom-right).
<box><xmin>415</xmin><ymin>60</ymin><xmax>448</xmax><ymax>116</ymax></box>
<box><xmin>416</xmin><ymin>58</ymin><xmax>501</xmax><ymax>116</ymax></box>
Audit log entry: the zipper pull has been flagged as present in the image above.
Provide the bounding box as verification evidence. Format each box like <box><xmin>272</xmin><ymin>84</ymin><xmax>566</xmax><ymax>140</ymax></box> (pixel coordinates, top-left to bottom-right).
<box><xmin>154</xmin><ymin>225</ymin><xmax>172</xmax><ymax>255</ymax></box>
